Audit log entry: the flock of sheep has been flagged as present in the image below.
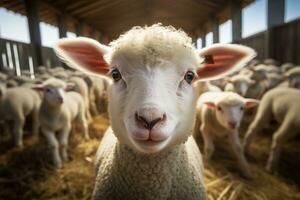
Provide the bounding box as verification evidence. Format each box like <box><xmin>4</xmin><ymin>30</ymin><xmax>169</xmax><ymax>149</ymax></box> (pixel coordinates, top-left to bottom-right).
<box><xmin>0</xmin><ymin>65</ymin><xmax>110</xmax><ymax>169</ymax></box>
<box><xmin>1</xmin><ymin>24</ymin><xmax>299</xmax><ymax>199</ymax></box>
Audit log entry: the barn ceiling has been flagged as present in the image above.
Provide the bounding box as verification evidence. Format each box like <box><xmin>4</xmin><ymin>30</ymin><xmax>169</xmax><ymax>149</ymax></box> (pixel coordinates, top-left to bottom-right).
<box><xmin>0</xmin><ymin>0</ymin><xmax>253</xmax><ymax>40</ymax></box>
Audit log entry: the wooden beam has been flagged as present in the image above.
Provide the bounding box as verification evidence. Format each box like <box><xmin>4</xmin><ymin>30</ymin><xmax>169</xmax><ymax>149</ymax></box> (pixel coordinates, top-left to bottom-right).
<box><xmin>231</xmin><ymin>0</ymin><xmax>242</xmax><ymax>41</ymax></box>
<box><xmin>75</xmin><ymin>21</ymin><xmax>84</xmax><ymax>36</ymax></box>
<box><xmin>267</xmin><ymin>0</ymin><xmax>285</xmax><ymax>28</ymax></box>
<box><xmin>24</xmin><ymin>0</ymin><xmax>43</xmax><ymax>66</ymax></box>
<box><xmin>212</xmin><ymin>17</ymin><xmax>219</xmax><ymax>43</ymax></box>
<box><xmin>57</xmin><ymin>13</ymin><xmax>67</xmax><ymax>38</ymax></box>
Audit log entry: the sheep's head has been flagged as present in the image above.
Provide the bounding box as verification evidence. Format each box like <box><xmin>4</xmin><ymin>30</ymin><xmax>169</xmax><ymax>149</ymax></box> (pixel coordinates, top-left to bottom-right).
<box><xmin>33</xmin><ymin>78</ymin><xmax>74</xmax><ymax>107</ymax></box>
<box><xmin>54</xmin><ymin>24</ymin><xmax>256</xmax><ymax>154</ymax></box>
<box><xmin>204</xmin><ymin>92</ymin><xmax>259</xmax><ymax>130</ymax></box>
<box><xmin>285</xmin><ymin>67</ymin><xmax>300</xmax><ymax>89</ymax></box>
<box><xmin>226</xmin><ymin>75</ymin><xmax>255</xmax><ymax>96</ymax></box>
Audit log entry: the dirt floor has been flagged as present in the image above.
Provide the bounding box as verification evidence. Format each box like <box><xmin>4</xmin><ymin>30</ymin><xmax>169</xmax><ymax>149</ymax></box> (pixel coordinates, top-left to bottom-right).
<box><xmin>0</xmin><ymin>114</ymin><xmax>299</xmax><ymax>200</ymax></box>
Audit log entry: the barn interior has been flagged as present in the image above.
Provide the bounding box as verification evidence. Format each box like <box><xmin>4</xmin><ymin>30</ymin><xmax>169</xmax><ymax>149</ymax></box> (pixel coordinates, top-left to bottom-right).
<box><xmin>0</xmin><ymin>0</ymin><xmax>300</xmax><ymax>199</ymax></box>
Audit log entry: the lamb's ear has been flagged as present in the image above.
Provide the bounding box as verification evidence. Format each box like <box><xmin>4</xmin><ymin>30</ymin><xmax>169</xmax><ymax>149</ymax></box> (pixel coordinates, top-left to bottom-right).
<box><xmin>32</xmin><ymin>84</ymin><xmax>44</xmax><ymax>91</ymax></box>
<box><xmin>65</xmin><ymin>83</ymin><xmax>75</xmax><ymax>91</ymax></box>
<box><xmin>197</xmin><ymin>44</ymin><xmax>256</xmax><ymax>81</ymax></box>
<box><xmin>204</xmin><ymin>102</ymin><xmax>216</xmax><ymax>109</ymax></box>
<box><xmin>244</xmin><ymin>99</ymin><xmax>259</xmax><ymax>108</ymax></box>
<box><xmin>54</xmin><ymin>37</ymin><xmax>111</xmax><ymax>76</ymax></box>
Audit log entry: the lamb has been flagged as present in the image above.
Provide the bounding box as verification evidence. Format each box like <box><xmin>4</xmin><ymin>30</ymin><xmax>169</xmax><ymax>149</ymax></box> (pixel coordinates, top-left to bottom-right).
<box><xmin>0</xmin><ymin>81</ymin><xmax>41</xmax><ymax>148</ymax></box>
<box><xmin>281</xmin><ymin>62</ymin><xmax>294</xmax><ymax>73</ymax></box>
<box><xmin>243</xmin><ymin>87</ymin><xmax>300</xmax><ymax>173</ymax></box>
<box><xmin>194</xmin><ymin>91</ymin><xmax>258</xmax><ymax>178</ymax></box>
<box><xmin>263</xmin><ymin>58</ymin><xmax>279</xmax><ymax>66</ymax></box>
<box><xmin>54</xmin><ymin>24</ymin><xmax>255</xmax><ymax>199</ymax></box>
<box><xmin>34</xmin><ymin>78</ymin><xmax>89</xmax><ymax>168</ymax></box>
<box><xmin>284</xmin><ymin>66</ymin><xmax>300</xmax><ymax>89</ymax></box>
<box><xmin>224</xmin><ymin>74</ymin><xmax>255</xmax><ymax>96</ymax></box>
<box><xmin>68</xmin><ymin>76</ymin><xmax>93</xmax><ymax>122</ymax></box>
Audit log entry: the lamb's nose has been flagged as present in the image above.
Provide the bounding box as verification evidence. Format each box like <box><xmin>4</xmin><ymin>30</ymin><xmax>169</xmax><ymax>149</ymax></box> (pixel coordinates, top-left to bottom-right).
<box><xmin>135</xmin><ymin>108</ymin><xmax>166</xmax><ymax>130</ymax></box>
<box><xmin>228</xmin><ymin>121</ymin><xmax>237</xmax><ymax>129</ymax></box>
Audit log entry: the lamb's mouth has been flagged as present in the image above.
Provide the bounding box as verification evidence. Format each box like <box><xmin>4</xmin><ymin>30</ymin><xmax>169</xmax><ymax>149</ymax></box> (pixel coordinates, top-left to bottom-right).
<box><xmin>135</xmin><ymin>138</ymin><xmax>164</xmax><ymax>146</ymax></box>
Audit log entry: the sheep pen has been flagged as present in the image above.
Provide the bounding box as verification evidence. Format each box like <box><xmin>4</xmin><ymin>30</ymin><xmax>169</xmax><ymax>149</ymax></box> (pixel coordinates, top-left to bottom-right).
<box><xmin>0</xmin><ymin>113</ymin><xmax>299</xmax><ymax>200</ymax></box>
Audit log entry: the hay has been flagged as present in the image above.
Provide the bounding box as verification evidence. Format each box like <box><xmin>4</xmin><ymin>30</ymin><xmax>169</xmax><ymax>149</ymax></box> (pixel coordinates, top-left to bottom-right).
<box><xmin>0</xmin><ymin>114</ymin><xmax>299</xmax><ymax>199</ymax></box>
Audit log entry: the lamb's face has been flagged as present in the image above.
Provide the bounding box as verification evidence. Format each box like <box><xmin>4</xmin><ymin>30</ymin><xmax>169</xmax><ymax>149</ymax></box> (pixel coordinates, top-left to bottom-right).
<box><xmin>230</xmin><ymin>78</ymin><xmax>254</xmax><ymax>96</ymax></box>
<box><xmin>54</xmin><ymin>25</ymin><xmax>257</xmax><ymax>153</ymax></box>
<box><xmin>109</xmin><ymin>58</ymin><xmax>198</xmax><ymax>154</ymax></box>
<box><xmin>214</xmin><ymin>101</ymin><xmax>245</xmax><ymax>130</ymax></box>
<box><xmin>289</xmin><ymin>75</ymin><xmax>300</xmax><ymax>89</ymax></box>
<box><xmin>43</xmin><ymin>86</ymin><xmax>66</xmax><ymax>106</ymax></box>
<box><xmin>206</xmin><ymin>93</ymin><xmax>259</xmax><ymax>131</ymax></box>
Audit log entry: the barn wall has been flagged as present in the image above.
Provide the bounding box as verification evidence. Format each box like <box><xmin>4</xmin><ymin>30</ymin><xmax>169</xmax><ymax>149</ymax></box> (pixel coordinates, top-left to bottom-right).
<box><xmin>235</xmin><ymin>18</ymin><xmax>300</xmax><ymax>65</ymax></box>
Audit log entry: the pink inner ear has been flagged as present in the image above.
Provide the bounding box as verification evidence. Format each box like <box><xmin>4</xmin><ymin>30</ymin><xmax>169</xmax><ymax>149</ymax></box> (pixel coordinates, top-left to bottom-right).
<box><xmin>245</xmin><ymin>99</ymin><xmax>259</xmax><ymax>108</ymax></box>
<box><xmin>204</xmin><ymin>102</ymin><xmax>216</xmax><ymax>109</ymax></box>
<box><xmin>59</xmin><ymin>42</ymin><xmax>110</xmax><ymax>74</ymax></box>
<box><xmin>197</xmin><ymin>47</ymin><xmax>247</xmax><ymax>79</ymax></box>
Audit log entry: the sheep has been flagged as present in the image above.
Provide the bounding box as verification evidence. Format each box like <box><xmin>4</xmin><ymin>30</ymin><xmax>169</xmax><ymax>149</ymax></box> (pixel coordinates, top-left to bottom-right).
<box><xmin>194</xmin><ymin>91</ymin><xmax>258</xmax><ymax>178</ymax></box>
<box><xmin>263</xmin><ymin>58</ymin><xmax>279</xmax><ymax>66</ymax></box>
<box><xmin>0</xmin><ymin>81</ymin><xmax>41</xmax><ymax>148</ymax></box>
<box><xmin>265</xmin><ymin>72</ymin><xmax>283</xmax><ymax>89</ymax></box>
<box><xmin>34</xmin><ymin>78</ymin><xmax>89</xmax><ymax>168</ymax></box>
<box><xmin>280</xmin><ymin>62</ymin><xmax>294</xmax><ymax>73</ymax></box>
<box><xmin>68</xmin><ymin>76</ymin><xmax>93</xmax><ymax>122</ymax></box>
<box><xmin>194</xmin><ymin>80</ymin><xmax>221</xmax><ymax>97</ymax></box>
<box><xmin>243</xmin><ymin>87</ymin><xmax>300</xmax><ymax>173</ymax></box>
<box><xmin>224</xmin><ymin>74</ymin><xmax>255</xmax><ymax>96</ymax></box>
<box><xmin>54</xmin><ymin>24</ymin><xmax>256</xmax><ymax>199</ymax></box>
<box><xmin>284</xmin><ymin>66</ymin><xmax>300</xmax><ymax>89</ymax></box>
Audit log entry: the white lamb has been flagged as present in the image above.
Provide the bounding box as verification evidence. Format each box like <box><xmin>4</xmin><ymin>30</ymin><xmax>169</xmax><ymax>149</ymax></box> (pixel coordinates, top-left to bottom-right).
<box><xmin>224</xmin><ymin>74</ymin><xmax>255</xmax><ymax>96</ymax></box>
<box><xmin>195</xmin><ymin>91</ymin><xmax>258</xmax><ymax>178</ymax></box>
<box><xmin>54</xmin><ymin>24</ymin><xmax>255</xmax><ymax>199</ymax></box>
<box><xmin>284</xmin><ymin>66</ymin><xmax>300</xmax><ymax>89</ymax></box>
<box><xmin>34</xmin><ymin>78</ymin><xmax>89</xmax><ymax>168</ymax></box>
<box><xmin>243</xmin><ymin>87</ymin><xmax>300</xmax><ymax>173</ymax></box>
<box><xmin>68</xmin><ymin>76</ymin><xmax>93</xmax><ymax>122</ymax></box>
<box><xmin>0</xmin><ymin>82</ymin><xmax>41</xmax><ymax>148</ymax></box>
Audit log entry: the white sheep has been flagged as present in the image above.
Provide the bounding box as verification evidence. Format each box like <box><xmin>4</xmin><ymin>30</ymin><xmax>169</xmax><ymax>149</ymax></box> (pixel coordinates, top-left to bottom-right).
<box><xmin>263</xmin><ymin>58</ymin><xmax>279</xmax><ymax>66</ymax></box>
<box><xmin>0</xmin><ymin>82</ymin><xmax>41</xmax><ymax>148</ymax></box>
<box><xmin>284</xmin><ymin>66</ymin><xmax>300</xmax><ymax>89</ymax></box>
<box><xmin>68</xmin><ymin>76</ymin><xmax>93</xmax><ymax>122</ymax></box>
<box><xmin>54</xmin><ymin>24</ymin><xmax>255</xmax><ymax>199</ymax></box>
<box><xmin>280</xmin><ymin>62</ymin><xmax>294</xmax><ymax>73</ymax></box>
<box><xmin>224</xmin><ymin>74</ymin><xmax>255</xmax><ymax>96</ymax></box>
<box><xmin>34</xmin><ymin>78</ymin><xmax>89</xmax><ymax>168</ymax></box>
<box><xmin>195</xmin><ymin>91</ymin><xmax>258</xmax><ymax>178</ymax></box>
<box><xmin>243</xmin><ymin>87</ymin><xmax>300</xmax><ymax>173</ymax></box>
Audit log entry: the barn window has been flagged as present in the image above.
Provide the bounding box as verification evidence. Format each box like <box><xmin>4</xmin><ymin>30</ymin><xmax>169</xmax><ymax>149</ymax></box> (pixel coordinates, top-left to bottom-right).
<box><xmin>196</xmin><ymin>38</ymin><xmax>202</xmax><ymax>49</ymax></box>
<box><xmin>40</xmin><ymin>22</ymin><xmax>59</xmax><ymax>47</ymax></box>
<box><xmin>0</xmin><ymin>8</ymin><xmax>30</xmax><ymax>43</ymax></box>
<box><xmin>242</xmin><ymin>0</ymin><xmax>267</xmax><ymax>38</ymax></box>
<box><xmin>205</xmin><ymin>32</ymin><xmax>213</xmax><ymax>47</ymax></box>
<box><xmin>219</xmin><ymin>20</ymin><xmax>232</xmax><ymax>43</ymax></box>
<box><xmin>285</xmin><ymin>0</ymin><xmax>300</xmax><ymax>22</ymax></box>
<box><xmin>67</xmin><ymin>32</ymin><xmax>76</xmax><ymax>38</ymax></box>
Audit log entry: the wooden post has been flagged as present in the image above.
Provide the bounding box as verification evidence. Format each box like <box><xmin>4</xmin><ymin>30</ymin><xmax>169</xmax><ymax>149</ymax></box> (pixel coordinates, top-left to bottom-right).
<box><xmin>201</xmin><ymin>35</ymin><xmax>206</xmax><ymax>48</ymax></box>
<box><xmin>266</xmin><ymin>0</ymin><xmax>285</xmax><ymax>58</ymax></box>
<box><xmin>231</xmin><ymin>0</ymin><xmax>242</xmax><ymax>42</ymax></box>
<box><xmin>25</xmin><ymin>0</ymin><xmax>43</xmax><ymax>66</ymax></box>
<box><xmin>57</xmin><ymin>13</ymin><xmax>67</xmax><ymax>38</ymax></box>
<box><xmin>75</xmin><ymin>21</ymin><xmax>83</xmax><ymax>36</ymax></box>
<box><xmin>267</xmin><ymin>0</ymin><xmax>285</xmax><ymax>28</ymax></box>
<box><xmin>212</xmin><ymin>18</ymin><xmax>219</xmax><ymax>43</ymax></box>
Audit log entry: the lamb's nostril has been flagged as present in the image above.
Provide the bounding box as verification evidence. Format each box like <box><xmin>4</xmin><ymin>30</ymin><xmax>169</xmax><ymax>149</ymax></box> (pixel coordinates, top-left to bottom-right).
<box><xmin>135</xmin><ymin>111</ymin><xmax>166</xmax><ymax>130</ymax></box>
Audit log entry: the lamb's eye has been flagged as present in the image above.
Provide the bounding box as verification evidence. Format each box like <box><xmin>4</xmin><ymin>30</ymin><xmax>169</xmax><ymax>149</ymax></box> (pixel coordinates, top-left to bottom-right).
<box><xmin>111</xmin><ymin>68</ymin><xmax>122</xmax><ymax>82</ymax></box>
<box><xmin>46</xmin><ymin>88</ymin><xmax>51</xmax><ymax>93</ymax></box>
<box><xmin>217</xmin><ymin>106</ymin><xmax>222</xmax><ymax>112</ymax></box>
<box><xmin>240</xmin><ymin>106</ymin><xmax>244</xmax><ymax>111</ymax></box>
<box><xmin>184</xmin><ymin>71</ymin><xmax>195</xmax><ymax>84</ymax></box>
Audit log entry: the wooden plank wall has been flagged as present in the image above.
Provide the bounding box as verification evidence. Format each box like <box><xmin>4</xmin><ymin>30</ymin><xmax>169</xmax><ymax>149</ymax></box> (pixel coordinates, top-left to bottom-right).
<box><xmin>235</xmin><ymin>18</ymin><xmax>300</xmax><ymax>65</ymax></box>
<box><xmin>0</xmin><ymin>38</ymin><xmax>61</xmax><ymax>75</ymax></box>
